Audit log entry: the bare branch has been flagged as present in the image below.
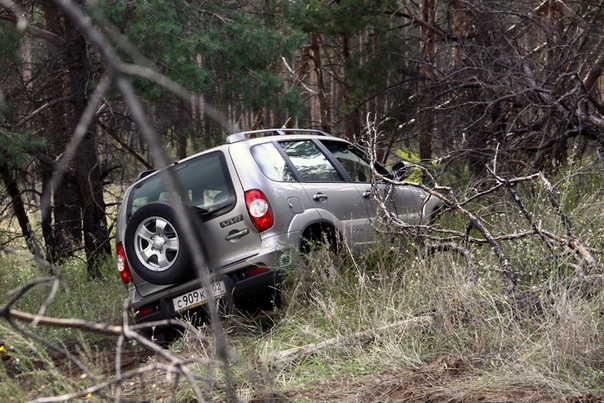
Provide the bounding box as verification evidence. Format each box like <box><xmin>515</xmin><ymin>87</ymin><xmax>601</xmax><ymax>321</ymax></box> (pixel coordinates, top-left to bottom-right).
<box><xmin>426</xmin><ymin>242</ymin><xmax>478</xmax><ymax>284</ymax></box>
<box><xmin>1</xmin><ymin>307</ymin><xmax>123</xmax><ymax>335</ymax></box>
<box><xmin>488</xmin><ymin>167</ymin><xmax>556</xmax><ymax>253</ymax></box>
<box><xmin>10</xmin><ymin>97</ymin><xmax>72</xmax><ymax>129</ymax></box>
<box><xmin>0</xmin><ymin>1</ymin><xmax>64</xmax><ymax>47</ymax></box>
<box><xmin>538</xmin><ymin>172</ymin><xmax>600</xmax><ymax>275</ymax></box>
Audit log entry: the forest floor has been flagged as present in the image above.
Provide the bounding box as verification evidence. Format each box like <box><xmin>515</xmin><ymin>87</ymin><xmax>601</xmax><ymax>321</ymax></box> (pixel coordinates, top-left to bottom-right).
<box><xmin>5</xmin><ymin>323</ymin><xmax>602</xmax><ymax>402</ymax></box>
<box><xmin>101</xmin><ymin>347</ymin><xmax>604</xmax><ymax>402</ymax></box>
<box><xmin>282</xmin><ymin>363</ymin><xmax>604</xmax><ymax>403</ymax></box>
<box><xmin>277</xmin><ymin>354</ymin><xmax>604</xmax><ymax>403</ymax></box>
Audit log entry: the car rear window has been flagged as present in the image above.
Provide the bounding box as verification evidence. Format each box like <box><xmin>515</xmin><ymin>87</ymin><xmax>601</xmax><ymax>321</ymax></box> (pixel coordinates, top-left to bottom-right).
<box><xmin>128</xmin><ymin>151</ymin><xmax>235</xmax><ymax>218</ymax></box>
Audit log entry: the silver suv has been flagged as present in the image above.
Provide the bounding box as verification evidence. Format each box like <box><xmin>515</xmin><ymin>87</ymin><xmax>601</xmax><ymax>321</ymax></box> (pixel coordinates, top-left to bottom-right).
<box><xmin>115</xmin><ymin>129</ymin><xmax>440</xmax><ymax>339</ymax></box>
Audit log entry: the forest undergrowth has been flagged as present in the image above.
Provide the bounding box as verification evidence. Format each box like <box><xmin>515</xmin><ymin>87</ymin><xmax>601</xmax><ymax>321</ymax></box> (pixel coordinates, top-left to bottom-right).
<box><xmin>1</xmin><ymin>161</ymin><xmax>604</xmax><ymax>402</ymax></box>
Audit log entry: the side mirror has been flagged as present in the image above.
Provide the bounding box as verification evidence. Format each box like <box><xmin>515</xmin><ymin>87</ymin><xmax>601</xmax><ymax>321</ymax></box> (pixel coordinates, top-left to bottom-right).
<box><xmin>392</xmin><ymin>161</ymin><xmax>411</xmax><ymax>181</ymax></box>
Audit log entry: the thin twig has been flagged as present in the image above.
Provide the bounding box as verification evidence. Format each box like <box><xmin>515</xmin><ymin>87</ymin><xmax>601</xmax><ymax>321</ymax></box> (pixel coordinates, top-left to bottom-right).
<box><xmin>538</xmin><ymin>172</ymin><xmax>599</xmax><ymax>275</ymax></box>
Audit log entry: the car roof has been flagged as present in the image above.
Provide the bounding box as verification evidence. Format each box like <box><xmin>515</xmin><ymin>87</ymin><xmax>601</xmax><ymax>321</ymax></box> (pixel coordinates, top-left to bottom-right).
<box><xmin>132</xmin><ymin>129</ymin><xmax>349</xmax><ymax>184</ymax></box>
<box><xmin>226</xmin><ymin>128</ymin><xmax>334</xmax><ymax>143</ymax></box>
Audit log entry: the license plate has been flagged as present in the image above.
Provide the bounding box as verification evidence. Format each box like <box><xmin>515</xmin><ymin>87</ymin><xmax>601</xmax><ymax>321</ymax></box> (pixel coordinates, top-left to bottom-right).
<box><xmin>172</xmin><ymin>281</ymin><xmax>226</xmax><ymax>312</ymax></box>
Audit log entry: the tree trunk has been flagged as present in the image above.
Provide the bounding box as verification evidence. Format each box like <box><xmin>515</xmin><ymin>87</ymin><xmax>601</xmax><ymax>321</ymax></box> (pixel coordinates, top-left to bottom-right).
<box><xmin>341</xmin><ymin>32</ymin><xmax>362</xmax><ymax>141</ymax></box>
<box><xmin>0</xmin><ymin>162</ymin><xmax>40</xmax><ymax>257</ymax></box>
<box><xmin>41</xmin><ymin>0</ymin><xmax>81</xmax><ymax>262</ymax></box>
<box><xmin>309</xmin><ymin>32</ymin><xmax>331</xmax><ymax>132</ymax></box>
<box><xmin>62</xmin><ymin>1</ymin><xmax>110</xmax><ymax>278</ymax></box>
<box><xmin>418</xmin><ymin>0</ymin><xmax>435</xmax><ymax>168</ymax></box>
<box><xmin>177</xmin><ymin>99</ymin><xmax>190</xmax><ymax>159</ymax></box>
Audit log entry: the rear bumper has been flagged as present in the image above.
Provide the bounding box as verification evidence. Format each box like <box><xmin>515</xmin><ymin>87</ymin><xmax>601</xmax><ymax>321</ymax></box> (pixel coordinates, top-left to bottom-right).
<box><xmin>131</xmin><ymin>268</ymin><xmax>281</xmax><ymax>325</ymax></box>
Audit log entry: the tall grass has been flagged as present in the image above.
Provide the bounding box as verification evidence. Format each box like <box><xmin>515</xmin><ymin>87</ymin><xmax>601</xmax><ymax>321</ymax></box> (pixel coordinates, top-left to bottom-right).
<box><xmin>247</xmin><ymin>163</ymin><xmax>604</xmax><ymax>399</ymax></box>
<box><xmin>253</xmin><ymin>235</ymin><xmax>604</xmax><ymax>400</ymax></box>
<box><xmin>0</xmin><ymin>256</ymin><xmax>127</xmax><ymax>401</ymax></box>
<box><xmin>1</xmin><ymin>163</ymin><xmax>604</xmax><ymax>401</ymax></box>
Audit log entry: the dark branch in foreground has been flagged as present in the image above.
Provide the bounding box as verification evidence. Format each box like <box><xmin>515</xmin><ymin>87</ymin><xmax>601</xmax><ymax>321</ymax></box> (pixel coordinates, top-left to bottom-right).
<box><xmin>0</xmin><ymin>275</ymin><xmax>236</xmax><ymax>402</ymax></box>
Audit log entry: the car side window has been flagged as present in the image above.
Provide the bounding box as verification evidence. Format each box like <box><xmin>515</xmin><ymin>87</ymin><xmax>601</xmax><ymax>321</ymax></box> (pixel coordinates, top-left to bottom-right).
<box><xmin>280</xmin><ymin>140</ymin><xmax>344</xmax><ymax>182</ymax></box>
<box><xmin>321</xmin><ymin>141</ymin><xmax>372</xmax><ymax>182</ymax></box>
<box><xmin>251</xmin><ymin>143</ymin><xmax>296</xmax><ymax>182</ymax></box>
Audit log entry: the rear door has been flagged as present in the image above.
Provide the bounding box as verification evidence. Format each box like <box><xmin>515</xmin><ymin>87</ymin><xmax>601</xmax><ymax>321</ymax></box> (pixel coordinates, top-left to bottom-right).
<box><xmin>318</xmin><ymin>140</ymin><xmax>428</xmax><ymax>225</ymax></box>
<box><xmin>127</xmin><ymin>150</ymin><xmax>262</xmax><ymax>272</ymax></box>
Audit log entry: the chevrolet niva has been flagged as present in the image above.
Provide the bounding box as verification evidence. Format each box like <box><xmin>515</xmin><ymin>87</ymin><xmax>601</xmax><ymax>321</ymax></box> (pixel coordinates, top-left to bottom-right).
<box><xmin>115</xmin><ymin>129</ymin><xmax>441</xmax><ymax>342</ymax></box>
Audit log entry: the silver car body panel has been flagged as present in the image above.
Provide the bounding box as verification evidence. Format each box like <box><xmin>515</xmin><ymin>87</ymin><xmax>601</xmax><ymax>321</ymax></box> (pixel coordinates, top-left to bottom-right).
<box><xmin>116</xmin><ymin>129</ymin><xmax>442</xmax><ymax>312</ymax></box>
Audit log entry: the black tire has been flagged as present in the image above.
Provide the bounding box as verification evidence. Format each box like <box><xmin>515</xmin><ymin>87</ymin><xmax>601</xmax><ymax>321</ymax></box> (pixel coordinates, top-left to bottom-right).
<box><xmin>124</xmin><ymin>202</ymin><xmax>195</xmax><ymax>285</ymax></box>
<box><xmin>301</xmin><ymin>224</ymin><xmax>341</xmax><ymax>255</ymax></box>
<box><xmin>428</xmin><ymin>206</ymin><xmax>441</xmax><ymax>226</ymax></box>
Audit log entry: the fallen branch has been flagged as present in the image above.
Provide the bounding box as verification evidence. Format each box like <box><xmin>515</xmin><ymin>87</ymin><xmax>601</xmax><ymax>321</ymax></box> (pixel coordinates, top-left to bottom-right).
<box><xmin>508</xmin><ymin>274</ymin><xmax>604</xmax><ymax>316</ymax></box>
<box><xmin>270</xmin><ymin>314</ymin><xmax>435</xmax><ymax>369</ymax></box>
<box><xmin>538</xmin><ymin>173</ymin><xmax>600</xmax><ymax>275</ymax></box>
<box><xmin>364</xmin><ymin>116</ymin><xmax>517</xmax><ymax>293</ymax></box>
<box><xmin>271</xmin><ymin>272</ymin><xmax>604</xmax><ymax>370</ymax></box>
<box><xmin>0</xmin><ymin>301</ymin><xmax>222</xmax><ymax>402</ymax></box>
<box><xmin>426</xmin><ymin>242</ymin><xmax>478</xmax><ymax>284</ymax></box>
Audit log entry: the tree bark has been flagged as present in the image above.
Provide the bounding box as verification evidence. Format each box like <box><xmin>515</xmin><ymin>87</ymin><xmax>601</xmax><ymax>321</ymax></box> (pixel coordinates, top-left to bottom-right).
<box><xmin>309</xmin><ymin>32</ymin><xmax>331</xmax><ymax>132</ymax></box>
<box><xmin>418</xmin><ymin>0</ymin><xmax>435</xmax><ymax>168</ymax></box>
<box><xmin>62</xmin><ymin>0</ymin><xmax>111</xmax><ymax>278</ymax></box>
<box><xmin>40</xmin><ymin>0</ymin><xmax>81</xmax><ymax>262</ymax></box>
<box><xmin>340</xmin><ymin>32</ymin><xmax>362</xmax><ymax>141</ymax></box>
<box><xmin>0</xmin><ymin>162</ymin><xmax>39</xmax><ymax>257</ymax></box>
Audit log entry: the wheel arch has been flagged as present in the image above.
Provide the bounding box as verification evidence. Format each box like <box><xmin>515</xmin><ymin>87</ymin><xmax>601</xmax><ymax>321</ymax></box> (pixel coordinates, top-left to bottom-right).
<box><xmin>423</xmin><ymin>197</ymin><xmax>444</xmax><ymax>225</ymax></box>
<box><xmin>300</xmin><ymin>221</ymin><xmax>341</xmax><ymax>253</ymax></box>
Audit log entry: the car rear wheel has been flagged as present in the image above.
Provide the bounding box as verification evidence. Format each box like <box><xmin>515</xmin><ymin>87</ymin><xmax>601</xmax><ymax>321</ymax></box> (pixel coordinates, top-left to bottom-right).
<box><xmin>124</xmin><ymin>202</ymin><xmax>195</xmax><ymax>285</ymax></box>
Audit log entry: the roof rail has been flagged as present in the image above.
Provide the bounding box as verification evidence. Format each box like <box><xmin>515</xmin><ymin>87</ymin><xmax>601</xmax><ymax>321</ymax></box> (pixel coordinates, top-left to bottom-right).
<box><xmin>226</xmin><ymin>128</ymin><xmax>332</xmax><ymax>143</ymax></box>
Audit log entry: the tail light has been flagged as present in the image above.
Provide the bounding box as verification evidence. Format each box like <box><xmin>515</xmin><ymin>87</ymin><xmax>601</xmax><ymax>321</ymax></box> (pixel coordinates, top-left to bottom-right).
<box><xmin>116</xmin><ymin>242</ymin><xmax>132</xmax><ymax>284</ymax></box>
<box><xmin>245</xmin><ymin>189</ymin><xmax>273</xmax><ymax>232</ymax></box>
<box><xmin>248</xmin><ymin>266</ymin><xmax>268</xmax><ymax>276</ymax></box>
<box><xmin>136</xmin><ymin>306</ymin><xmax>154</xmax><ymax>319</ymax></box>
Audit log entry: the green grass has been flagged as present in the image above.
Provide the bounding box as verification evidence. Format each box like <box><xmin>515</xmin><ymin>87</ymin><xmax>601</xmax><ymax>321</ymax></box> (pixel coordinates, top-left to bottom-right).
<box><xmin>0</xmin><ymin>256</ymin><xmax>127</xmax><ymax>401</ymax></box>
<box><xmin>1</xmin><ymin>161</ymin><xmax>604</xmax><ymax>400</ymax></box>
<box><xmin>1</xmin><ymin>256</ymin><xmax>124</xmax><ymax>337</ymax></box>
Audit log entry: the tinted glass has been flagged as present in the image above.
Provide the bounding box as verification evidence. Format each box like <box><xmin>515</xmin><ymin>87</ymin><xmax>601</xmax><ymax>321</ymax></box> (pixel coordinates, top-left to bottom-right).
<box><xmin>280</xmin><ymin>140</ymin><xmax>343</xmax><ymax>182</ymax></box>
<box><xmin>129</xmin><ymin>151</ymin><xmax>234</xmax><ymax>216</ymax></box>
<box><xmin>322</xmin><ymin>141</ymin><xmax>372</xmax><ymax>182</ymax></box>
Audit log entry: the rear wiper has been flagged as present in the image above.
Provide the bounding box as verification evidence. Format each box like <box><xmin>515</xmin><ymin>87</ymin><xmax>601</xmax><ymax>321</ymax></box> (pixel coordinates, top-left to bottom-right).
<box><xmin>192</xmin><ymin>202</ymin><xmax>235</xmax><ymax>217</ymax></box>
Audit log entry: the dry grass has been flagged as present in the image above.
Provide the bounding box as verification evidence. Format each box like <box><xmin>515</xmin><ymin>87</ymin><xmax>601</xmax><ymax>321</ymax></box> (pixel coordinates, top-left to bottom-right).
<box><xmin>1</xmin><ymin>165</ymin><xmax>604</xmax><ymax>401</ymax></box>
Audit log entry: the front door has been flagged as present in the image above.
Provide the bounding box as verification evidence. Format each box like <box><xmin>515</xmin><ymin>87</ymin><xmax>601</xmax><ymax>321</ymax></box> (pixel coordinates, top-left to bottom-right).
<box><xmin>278</xmin><ymin>139</ymin><xmax>373</xmax><ymax>245</ymax></box>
